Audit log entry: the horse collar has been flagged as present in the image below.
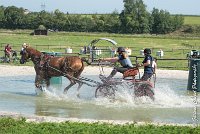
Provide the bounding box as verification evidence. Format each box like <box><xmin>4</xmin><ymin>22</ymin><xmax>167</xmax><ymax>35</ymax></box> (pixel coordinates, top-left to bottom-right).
<box><xmin>39</xmin><ymin>54</ymin><xmax>51</xmax><ymax>69</ymax></box>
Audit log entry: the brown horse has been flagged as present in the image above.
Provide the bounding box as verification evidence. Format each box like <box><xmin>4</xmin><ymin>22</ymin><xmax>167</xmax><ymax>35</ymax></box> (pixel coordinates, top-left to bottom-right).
<box><xmin>20</xmin><ymin>45</ymin><xmax>86</xmax><ymax>96</ymax></box>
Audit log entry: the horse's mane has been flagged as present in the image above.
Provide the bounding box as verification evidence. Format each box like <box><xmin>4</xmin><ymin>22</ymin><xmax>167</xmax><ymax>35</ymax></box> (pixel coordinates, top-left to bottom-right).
<box><xmin>26</xmin><ymin>46</ymin><xmax>42</xmax><ymax>56</ymax></box>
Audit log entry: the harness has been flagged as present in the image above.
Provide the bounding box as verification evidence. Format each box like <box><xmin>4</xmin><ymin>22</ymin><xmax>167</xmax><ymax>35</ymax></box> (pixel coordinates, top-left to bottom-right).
<box><xmin>37</xmin><ymin>55</ymin><xmax>81</xmax><ymax>80</ymax></box>
<box><xmin>63</xmin><ymin>57</ymin><xmax>74</xmax><ymax>72</ymax></box>
<box><xmin>39</xmin><ymin>54</ymin><xmax>51</xmax><ymax>69</ymax></box>
<box><xmin>31</xmin><ymin>53</ymin><xmax>52</xmax><ymax>80</ymax></box>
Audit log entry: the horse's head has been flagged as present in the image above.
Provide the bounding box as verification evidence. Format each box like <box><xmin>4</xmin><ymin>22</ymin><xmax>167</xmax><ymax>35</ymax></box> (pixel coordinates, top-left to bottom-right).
<box><xmin>20</xmin><ymin>45</ymin><xmax>43</xmax><ymax>65</ymax></box>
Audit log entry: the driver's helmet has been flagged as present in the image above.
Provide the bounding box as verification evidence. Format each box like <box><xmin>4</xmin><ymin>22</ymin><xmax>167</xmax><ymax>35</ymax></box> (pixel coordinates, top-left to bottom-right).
<box><xmin>144</xmin><ymin>48</ymin><xmax>151</xmax><ymax>54</ymax></box>
<box><xmin>117</xmin><ymin>47</ymin><xmax>125</xmax><ymax>52</ymax></box>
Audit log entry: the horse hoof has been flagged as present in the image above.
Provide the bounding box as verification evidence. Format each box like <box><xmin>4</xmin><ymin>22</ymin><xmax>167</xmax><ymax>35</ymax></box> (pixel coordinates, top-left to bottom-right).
<box><xmin>35</xmin><ymin>84</ymin><xmax>40</xmax><ymax>88</ymax></box>
<box><xmin>77</xmin><ymin>94</ymin><xmax>80</xmax><ymax>98</ymax></box>
<box><xmin>35</xmin><ymin>87</ymin><xmax>45</xmax><ymax>95</ymax></box>
<box><xmin>38</xmin><ymin>85</ymin><xmax>46</xmax><ymax>92</ymax></box>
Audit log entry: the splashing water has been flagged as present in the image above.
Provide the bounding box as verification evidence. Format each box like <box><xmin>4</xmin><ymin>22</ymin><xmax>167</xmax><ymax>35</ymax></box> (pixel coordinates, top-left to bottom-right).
<box><xmin>0</xmin><ymin>75</ymin><xmax>199</xmax><ymax>124</ymax></box>
<box><xmin>40</xmin><ymin>79</ymin><xmax>198</xmax><ymax>109</ymax></box>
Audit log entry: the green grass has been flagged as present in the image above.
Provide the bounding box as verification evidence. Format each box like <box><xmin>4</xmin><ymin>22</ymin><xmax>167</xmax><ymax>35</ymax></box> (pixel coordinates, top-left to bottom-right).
<box><xmin>184</xmin><ymin>16</ymin><xmax>200</xmax><ymax>25</ymax></box>
<box><xmin>0</xmin><ymin>30</ymin><xmax>199</xmax><ymax>69</ymax></box>
<box><xmin>0</xmin><ymin>118</ymin><xmax>199</xmax><ymax>134</ymax></box>
<box><xmin>0</xmin><ymin>30</ymin><xmax>199</xmax><ymax>54</ymax></box>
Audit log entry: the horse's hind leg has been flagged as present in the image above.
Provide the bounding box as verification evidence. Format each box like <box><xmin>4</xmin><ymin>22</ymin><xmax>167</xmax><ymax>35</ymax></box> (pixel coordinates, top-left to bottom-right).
<box><xmin>76</xmin><ymin>82</ymin><xmax>83</xmax><ymax>98</ymax></box>
<box><xmin>73</xmin><ymin>70</ymin><xmax>84</xmax><ymax>97</ymax></box>
<box><xmin>63</xmin><ymin>80</ymin><xmax>83</xmax><ymax>98</ymax></box>
<box><xmin>63</xmin><ymin>80</ymin><xmax>76</xmax><ymax>94</ymax></box>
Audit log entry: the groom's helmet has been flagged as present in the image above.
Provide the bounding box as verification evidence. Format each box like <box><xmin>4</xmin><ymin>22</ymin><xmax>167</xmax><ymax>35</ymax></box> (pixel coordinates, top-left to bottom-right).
<box><xmin>144</xmin><ymin>48</ymin><xmax>151</xmax><ymax>54</ymax></box>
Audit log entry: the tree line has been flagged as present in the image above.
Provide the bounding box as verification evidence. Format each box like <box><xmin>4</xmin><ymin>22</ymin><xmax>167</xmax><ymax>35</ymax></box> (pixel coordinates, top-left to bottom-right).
<box><xmin>0</xmin><ymin>0</ymin><xmax>184</xmax><ymax>34</ymax></box>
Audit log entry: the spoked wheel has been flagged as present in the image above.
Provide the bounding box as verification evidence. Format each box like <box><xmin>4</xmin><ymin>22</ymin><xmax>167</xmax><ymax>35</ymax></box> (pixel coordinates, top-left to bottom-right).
<box><xmin>134</xmin><ymin>82</ymin><xmax>155</xmax><ymax>100</ymax></box>
<box><xmin>143</xmin><ymin>83</ymin><xmax>155</xmax><ymax>100</ymax></box>
<box><xmin>95</xmin><ymin>85</ymin><xmax>115</xmax><ymax>99</ymax></box>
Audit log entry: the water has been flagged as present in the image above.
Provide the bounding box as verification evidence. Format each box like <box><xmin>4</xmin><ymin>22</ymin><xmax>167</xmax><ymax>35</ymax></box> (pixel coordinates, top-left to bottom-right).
<box><xmin>0</xmin><ymin>74</ymin><xmax>199</xmax><ymax>125</ymax></box>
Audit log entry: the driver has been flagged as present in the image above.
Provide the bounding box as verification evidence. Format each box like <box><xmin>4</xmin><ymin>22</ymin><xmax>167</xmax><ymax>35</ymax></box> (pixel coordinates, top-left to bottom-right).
<box><xmin>101</xmin><ymin>47</ymin><xmax>133</xmax><ymax>80</ymax></box>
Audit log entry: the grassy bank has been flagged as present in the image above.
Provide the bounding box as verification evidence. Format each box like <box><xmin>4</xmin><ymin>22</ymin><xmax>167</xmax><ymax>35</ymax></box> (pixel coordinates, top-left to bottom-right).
<box><xmin>0</xmin><ymin>118</ymin><xmax>199</xmax><ymax>134</ymax></box>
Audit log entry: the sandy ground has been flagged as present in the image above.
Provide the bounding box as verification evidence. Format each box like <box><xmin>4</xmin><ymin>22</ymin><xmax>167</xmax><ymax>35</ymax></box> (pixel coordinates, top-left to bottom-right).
<box><xmin>0</xmin><ymin>64</ymin><xmax>189</xmax><ymax>78</ymax></box>
<box><xmin>0</xmin><ymin>111</ymin><xmax>194</xmax><ymax>126</ymax></box>
<box><xmin>0</xmin><ymin>65</ymin><xmax>191</xmax><ymax>126</ymax></box>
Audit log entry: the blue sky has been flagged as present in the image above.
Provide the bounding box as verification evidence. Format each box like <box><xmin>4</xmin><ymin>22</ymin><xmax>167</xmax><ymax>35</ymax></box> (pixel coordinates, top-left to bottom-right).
<box><xmin>0</xmin><ymin>0</ymin><xmax>199</xmax><ymax>15</ymax></box>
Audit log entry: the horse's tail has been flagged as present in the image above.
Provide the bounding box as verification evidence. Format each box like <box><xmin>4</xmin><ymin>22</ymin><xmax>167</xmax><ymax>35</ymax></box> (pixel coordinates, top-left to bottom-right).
<box><xmin>81</xmin><ymin>57</ymin><xmax>91</xmax><ymax>65</ymax></box>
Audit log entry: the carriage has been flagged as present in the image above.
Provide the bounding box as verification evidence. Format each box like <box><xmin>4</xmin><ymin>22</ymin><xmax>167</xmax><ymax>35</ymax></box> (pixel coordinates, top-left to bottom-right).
<box><xmin>85</xmin><ymin>38</ymin><xmax>155</xmax><ymax>100</ymax></box>
<box><xmin>93</xmin><ymin>62</ymin><xmax>155</xmax><ymax>100</ymax></box>
<box><xmin>20</xmin><ymin>38</ymin><xmax>156</xmax><ymax>101</ymax></box>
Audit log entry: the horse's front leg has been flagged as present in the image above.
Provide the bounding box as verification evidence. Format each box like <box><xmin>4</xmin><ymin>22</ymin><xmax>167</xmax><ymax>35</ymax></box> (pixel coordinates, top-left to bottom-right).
<box><xmin>35</xmin><ymin>74</ymin><xmax>42</xmax><ymax>88</ymax></box>
<box><xmin>45</xmin><ymin>78</ymin><xmax>50</xmax><ymax>87</ymax></box>
<box><xmin>76</xmin><ymin>82</ymin><xmax>83</xmax><ymax>98</ymax></box>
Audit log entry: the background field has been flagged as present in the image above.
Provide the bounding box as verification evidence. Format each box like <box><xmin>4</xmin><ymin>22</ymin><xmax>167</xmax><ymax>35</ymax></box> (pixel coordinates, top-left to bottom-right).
<box><xmin>0</xmin><ymin>29</ymin><xmax>199</xmax><ymax>69</ymax></box>
<box><xmin>184</xmin><ymin>15</ymin><xmax>200</xmax><ymax>25</ymax></box>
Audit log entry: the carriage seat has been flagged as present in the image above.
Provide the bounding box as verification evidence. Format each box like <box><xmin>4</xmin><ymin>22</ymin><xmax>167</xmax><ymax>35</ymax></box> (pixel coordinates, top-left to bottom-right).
<box><xmin>123</xmin><ymin>67</ymin><xmax>139</xmax><ymax>79</ymax></box>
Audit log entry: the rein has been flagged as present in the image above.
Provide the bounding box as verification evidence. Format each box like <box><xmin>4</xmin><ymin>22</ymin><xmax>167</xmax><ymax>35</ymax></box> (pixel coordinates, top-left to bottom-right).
<box><xmin>33</xmin><ymin>53</ymin><xmax>51</xmax><ymax>68</ymax></box>
<box><xmin>28</xmin><ymin>52</ymin><xmax>100</xmax><ymax>87</ymax></box>
<box><xmin>47</xmin><ymin>65</ymin><xmax>101</xmax><ymax>87</ymax></box>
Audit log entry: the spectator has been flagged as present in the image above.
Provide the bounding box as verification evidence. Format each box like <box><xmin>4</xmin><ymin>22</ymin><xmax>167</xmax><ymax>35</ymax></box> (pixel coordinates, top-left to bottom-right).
<box><xmin>20</xmin><ymin>43</ymin><xmax>27</xmax><ymax>55</ymax></box>
<box><xmin>4</xmin><ymin>44</ymin><xmax>12</xmax><ymax>62</ymax></box>
<box><xmin>20</xmin><ymin>43</ymin><xmax>27</xmax><ymax>64</ymax></box>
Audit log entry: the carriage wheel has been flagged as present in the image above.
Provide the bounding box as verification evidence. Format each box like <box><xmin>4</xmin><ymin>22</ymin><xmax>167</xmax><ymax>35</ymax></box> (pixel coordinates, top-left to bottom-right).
<box><xmin>134</xmin><ymin>83</ymin><xmax>155</xmax><ymax>100</ymax></box>
<box><xmin>143</xmin><ymin>84</ymin><xmax>155</xmax><ymax>100</ymax></box>
<box><xmin>134</xmin><ymin>84</ymin><xmax>145</xmax><ymax>97</ymax></box>
<box><xmin>95</xmin><ymin>85</ymin><xmax>115</xmax><ymax>99</ymax></box>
